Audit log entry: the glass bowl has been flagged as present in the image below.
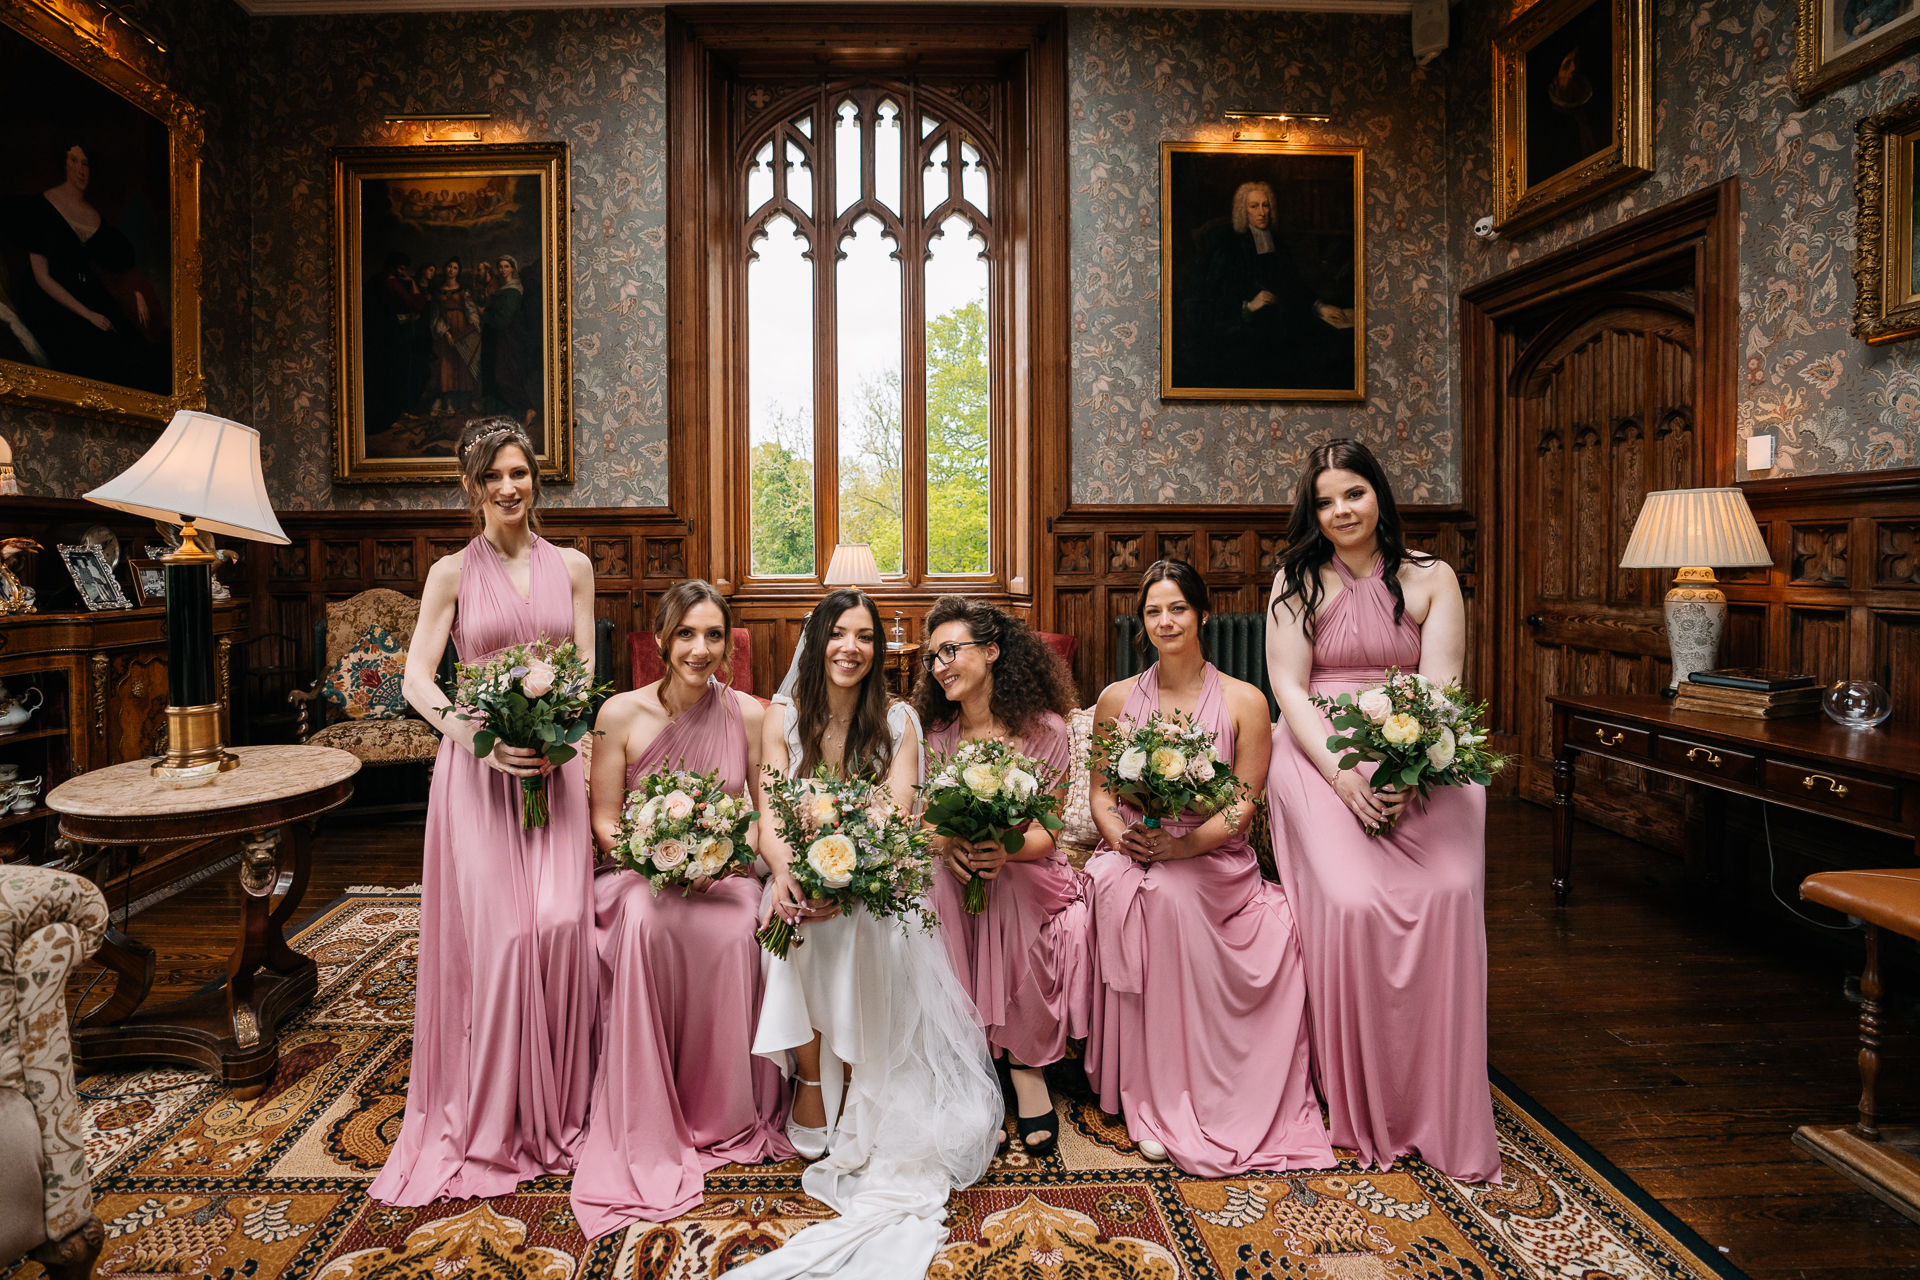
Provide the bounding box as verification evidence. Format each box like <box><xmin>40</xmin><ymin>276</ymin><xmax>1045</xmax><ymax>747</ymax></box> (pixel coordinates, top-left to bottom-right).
<box><xmin>1823</xmin><ymin>680</ymin><xmax>1893</xmax><ymax>729</ymax></box>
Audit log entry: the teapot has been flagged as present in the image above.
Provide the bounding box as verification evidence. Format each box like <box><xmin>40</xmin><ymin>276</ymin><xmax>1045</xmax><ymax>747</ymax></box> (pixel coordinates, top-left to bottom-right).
<box><xmin>0</xmin><ymin>685</ymin><xmax>43</xmax><ymax>734</ymax></box>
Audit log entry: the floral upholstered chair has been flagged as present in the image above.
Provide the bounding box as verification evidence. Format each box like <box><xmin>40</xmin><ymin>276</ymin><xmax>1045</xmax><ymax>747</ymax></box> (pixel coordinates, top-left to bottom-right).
<box><xmin>0</xmin><ymin>865</ymin><xmax>108</xmax><ymax>1280</ymax></box>
<box><xmin>288</xmin><ymin>588</ymin><xmax>450</xmax><ymax>770</ymax></box>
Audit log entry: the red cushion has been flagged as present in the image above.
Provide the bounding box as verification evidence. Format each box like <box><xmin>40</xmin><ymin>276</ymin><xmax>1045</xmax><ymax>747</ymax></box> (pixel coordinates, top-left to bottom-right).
<box><xmin>1039</xmin><ymin>632</ymin><xmax>1078</xmax><ymax>668</ymax></box>
<box><xmin>628</xmin><ymin>628</ymin><xmax>756</xmax><ymax>697</ymax></box>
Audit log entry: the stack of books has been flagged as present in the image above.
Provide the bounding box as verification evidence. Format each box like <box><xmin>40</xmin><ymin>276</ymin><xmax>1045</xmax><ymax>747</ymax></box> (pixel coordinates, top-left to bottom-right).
<box><xmin>1674</xmin><ymin>669</ymin><xmax>1823</xmax><ymax>719</ymax></box>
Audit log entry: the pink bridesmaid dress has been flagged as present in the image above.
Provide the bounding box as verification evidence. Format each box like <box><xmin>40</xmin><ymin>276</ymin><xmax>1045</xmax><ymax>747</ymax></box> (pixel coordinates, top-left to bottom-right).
<box><xmin>370</xmin><ymin>536</ymin><xmax>597</xmax><ymax>1205</ymax></box>
<box><xmin>1265</xmin><ymin>552</ymin><xmax>1501</xmax><ymax>1182</ymax></box>
<box><xmin>569</xmin><ymin>681</ymin><xmax>794</xmax><ymax>1237</ymax></box>
<box><xmin>1083</xmin><ymin>663</ymin><xmax>1333</xmax><ymax>1176</ymax></box>
<box><xmin>926</xmin><ymin>712</ymin><xmax>1092</xmax><ymax>1068</ymax></box>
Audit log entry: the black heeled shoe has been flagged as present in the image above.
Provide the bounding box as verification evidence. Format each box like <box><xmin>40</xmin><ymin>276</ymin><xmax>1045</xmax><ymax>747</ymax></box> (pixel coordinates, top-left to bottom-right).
<box><xmin>1015</xmin><ymin>1110</ymin><xmax>1058</xmax><ymax>1158</ymax></box>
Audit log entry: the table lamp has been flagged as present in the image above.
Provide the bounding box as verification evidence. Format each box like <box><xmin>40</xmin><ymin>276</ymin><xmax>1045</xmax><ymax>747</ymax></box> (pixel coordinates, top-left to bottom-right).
<box><xmin>823</xmin><ymin>542</ymin><xmax>882</xmax><ymax>586</ymax></box>
<box><xmin>85</xmin><ymin>411</ymin><xmax>289</xmax><ymax>787</ymax></box>
<box><xmin>1618</xmin><ymin>487</ymin><xmax>1773</xmax><ymax>695</ymax></box>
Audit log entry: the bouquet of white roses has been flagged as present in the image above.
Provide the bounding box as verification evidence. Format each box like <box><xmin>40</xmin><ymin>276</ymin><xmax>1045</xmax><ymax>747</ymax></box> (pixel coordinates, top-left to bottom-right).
<box><xmin>756</xmin><ymin>765</ymin><xmax>936</xmax><ymax>958</ymax></box>
<box><xmin>608</xmin><ymin>767</ymin><xmax>758</xmax><ymax>895</ymax></box>
<box><xmin>1311</xmin><ymin>666</ymin><xmax>1506</xmax><ymax>835</ymax></box>
<box><xmin>441</xmin><ymin>637</ymin><xmax>607</xmax><ymax>828</ymax></box>
<box><xmin>1088</xmin><ymin>710</ymin><xmax>1249</xmax><ymax>832</ymax></box>
<box><xmin>920</xmin><ymin>739</ymin><xmax>1066</xmax><ymax>914</ymax></box>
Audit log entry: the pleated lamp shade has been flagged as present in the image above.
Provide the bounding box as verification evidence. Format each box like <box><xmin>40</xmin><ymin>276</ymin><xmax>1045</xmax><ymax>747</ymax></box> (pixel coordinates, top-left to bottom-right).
<box><xmin>85</xmin><ymin>411</ymin><xmax>289</xmax><ymax>545</ymax></box>
<box><xmin>823</xmin><ymin>542</ymin><xmax>882</xmax><ymax>585</ymax></box>
<box><xmin>1618</xmin><ymin>488</ymin><xmax>1770</xmax><ymax>570</ymax></box>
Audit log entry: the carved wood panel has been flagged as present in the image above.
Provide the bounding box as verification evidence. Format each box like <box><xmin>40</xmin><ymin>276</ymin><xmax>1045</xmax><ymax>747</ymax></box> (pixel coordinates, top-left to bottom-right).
<box><xmin>108</xmin><ymin>654</ymin><xmax>168</xmax><ymax>765</ymax></box>
<box><xmin>1788</xmin><ymin>607</ymin><xmax>1850</xmax><ymax>684</ymax></box>
<box><xmin>1055</xmin><ymin>536</ymin><xmax>1092</xmax><ymax>575</ymax></box>
<box><xmin>1790</xmin><ymin>524</ymin><xmax>1848</xmax><ymax>585</ymax></box>
<box><xmin>1877</xmin><ymin>521</ymin><xmax>1920</xmax><ymax>586</ymax></box>
<box><xmin>374</xmin><ymin>540</ymin><xmax>415</xmax><ymax>581</ymax></box>
<box><xmin>323</xmin><ymin>541</ymin><xmax>361</xmax><ymax>581</ymax></box>
<box><xmin>1871</xmin><ymin>609</ymin><xmax>1920</xmax><ymax>728</ymax></box>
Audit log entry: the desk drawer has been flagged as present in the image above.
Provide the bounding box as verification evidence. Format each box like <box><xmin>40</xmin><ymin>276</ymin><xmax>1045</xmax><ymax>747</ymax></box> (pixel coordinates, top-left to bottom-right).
<box><xmin>1762</xmin><ymin>759</ymin><xmax>1903</xmax><ymax>821</ymax></box>
<box><xmin>1654</xmin><ymin>734</ymin><xmax>1757</xmax><ymax>783</ymax></box>
<box><xmin>1569</xmin><ymin>715</ymin><xmax>1651</xmax><ymax>758</ymax></box>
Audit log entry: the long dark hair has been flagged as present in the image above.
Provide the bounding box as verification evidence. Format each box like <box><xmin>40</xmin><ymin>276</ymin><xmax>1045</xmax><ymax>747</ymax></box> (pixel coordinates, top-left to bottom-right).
<box><xmin>653</xmin><ymin>580</ymin><xmax>734</xmax><ymax>689</ymax></box>
<box><xmin>913</xmin><ymin>596</ymin><xmax>1076</xmax><ymax>736</ymax></box>
<box><xmin>1271</xmin><ymin>438</ymin><xmax>1429</xmax><ymax>639</ymax></box>
<box><xmin>791</xmin><ymin>588</ymin><xmax>895</xmax><ymax>781</ymax></box>
<box><xmin>1134</xmin><ymin>559</ymin><xmax>1210</xmax><ymax>661</ymax></box>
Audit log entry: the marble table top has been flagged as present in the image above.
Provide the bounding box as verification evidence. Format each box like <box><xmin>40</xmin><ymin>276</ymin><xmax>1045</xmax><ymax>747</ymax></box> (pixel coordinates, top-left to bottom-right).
<box><xmin>48</xmin><ymin>745</ymin><xmax>362</xmax><ymax>819</ymax></box>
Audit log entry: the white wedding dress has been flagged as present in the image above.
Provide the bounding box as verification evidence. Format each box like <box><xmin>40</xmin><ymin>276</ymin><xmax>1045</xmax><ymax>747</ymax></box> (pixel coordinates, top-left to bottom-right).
<box><xmin>735</xmin><ymin>698</ymin><xmax>1001</xmax><ymax>1279</ymax></box>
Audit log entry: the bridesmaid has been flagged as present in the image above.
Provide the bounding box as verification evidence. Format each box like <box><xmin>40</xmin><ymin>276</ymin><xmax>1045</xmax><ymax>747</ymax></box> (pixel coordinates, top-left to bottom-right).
<box><xmin>370</xmin><ymin>417</ymin><xmax>598</xmax><ymax>1204</ymax></box>
<box><xmin>915</xmin><ymin>596</ymin><xmax>1090</xmax><ymax>1157</ymax></box>
<box><xmin>1083</xmin><ymin>560</ymin><xmax>1333</xmax><ymax>1176</ymax></box>
<box><xmin>1264</xmin><ymin>438</ymin><xmax>1501</xmax><ymax>1183</ymax></box>
<box><xmin>568</xmin><ymin>581</ymin><xmax>794</xmax><ymax>1238</ymax></box>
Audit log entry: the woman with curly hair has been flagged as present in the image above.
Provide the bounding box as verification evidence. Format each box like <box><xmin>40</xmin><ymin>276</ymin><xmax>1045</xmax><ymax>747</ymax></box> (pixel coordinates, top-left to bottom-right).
<box><xmin>913</xmin><ymin>597</ymin><xmax>1090</xmax><ymax>1158</ymax></box>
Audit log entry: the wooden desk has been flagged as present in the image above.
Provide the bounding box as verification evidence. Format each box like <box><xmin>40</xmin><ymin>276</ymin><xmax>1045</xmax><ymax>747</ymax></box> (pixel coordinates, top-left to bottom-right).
<box><xmin>1549</xmin><ymin>693</ymin><xmax>1920</xmax><ymax>905</ymax></box>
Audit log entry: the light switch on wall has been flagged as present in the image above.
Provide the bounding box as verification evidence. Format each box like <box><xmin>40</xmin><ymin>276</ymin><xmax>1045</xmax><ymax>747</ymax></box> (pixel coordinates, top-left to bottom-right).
<box><xmin>1746</xmin><ymin>433</ymin><xmax>1776</xmax><ymax>471</ymax></box>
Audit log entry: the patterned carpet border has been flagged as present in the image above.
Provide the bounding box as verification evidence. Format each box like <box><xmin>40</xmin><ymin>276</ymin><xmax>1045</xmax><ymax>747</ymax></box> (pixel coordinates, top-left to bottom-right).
<box><xmin>62</xmin><ymin>892</ymin><xmax>1753</xmax><ymax>1280</ymax></box>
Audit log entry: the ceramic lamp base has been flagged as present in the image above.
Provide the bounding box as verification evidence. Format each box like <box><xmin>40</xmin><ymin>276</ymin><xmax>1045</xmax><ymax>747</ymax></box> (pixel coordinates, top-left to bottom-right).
<box><xmin>1662</xmin><ymin>567</ymin><xmax>1726</xmax><ymax>694</ymax></box>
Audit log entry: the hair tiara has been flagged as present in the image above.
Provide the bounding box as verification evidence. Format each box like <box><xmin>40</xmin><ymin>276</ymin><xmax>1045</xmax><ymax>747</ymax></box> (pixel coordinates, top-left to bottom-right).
<box><xmin>461</xmin><ymin>425</ymin><xmax>523</xmax><ymax>459</ymax></box>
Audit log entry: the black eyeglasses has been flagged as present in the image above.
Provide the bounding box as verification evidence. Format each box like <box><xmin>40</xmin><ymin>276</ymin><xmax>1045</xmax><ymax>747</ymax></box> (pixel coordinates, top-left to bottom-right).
<box><xmin>921</xmin><ymin>640</ymin><xmax>990</xmax><ymax>671</ymax></box>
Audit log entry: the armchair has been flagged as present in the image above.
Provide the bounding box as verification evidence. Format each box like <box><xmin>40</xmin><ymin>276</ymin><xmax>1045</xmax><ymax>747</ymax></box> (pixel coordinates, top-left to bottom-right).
<box><xmin>288</xmin><ymin>589</ymin><xmax>450</xmax><ymax>768</ymax></box>
<box><xmin>0</xmin><ymin>866</ymin><xmax>108</xmax><ymax>1279</ymax></box>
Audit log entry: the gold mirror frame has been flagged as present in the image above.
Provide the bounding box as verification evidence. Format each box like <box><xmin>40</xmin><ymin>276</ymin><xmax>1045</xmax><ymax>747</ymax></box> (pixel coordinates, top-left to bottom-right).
<box><xmin>1491</xmin><ymin>0</ymin><xmax>1652</xmax><ymax>236</ymax></box>
<box><xmin>0</xmin><ymin>0</ymin><xmax>204</xmax><ymax>425</ymax></box>
<box><xmin>1852</xmin><ymin>97</ymin><xmax>1920</xmax><ymax>345</ymax></box>
<box><xmin>329</xmin><ymin>143</ymin><xmax>573</xmax><ymax>485</ymax></box>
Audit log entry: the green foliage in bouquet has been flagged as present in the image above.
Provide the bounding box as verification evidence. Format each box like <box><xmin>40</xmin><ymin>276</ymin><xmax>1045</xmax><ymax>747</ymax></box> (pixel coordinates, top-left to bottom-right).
<box><xmin>756</xmin><ymin>765</ymin><xmax>936</xmax><ymax>958</ymax></box>
<box><xmin>920</xmin><ymin>738</ymin><xmax>1065</xmax><ymax>913</ymax></box>
<box><xmin>1312</xmin><ymin>666</ymin><xmax>1507</xmax><ymax>834</ymax></box>
<box><xmin>1087</xmin><ymin>709</ymin><xmax>1249</xmax><ymax>832</ymax></box>
<box><xmin>441</xmin><ymin>637</ymin><xmax>609</xmax><ymax>827</ymax></box>
<box><xmin>609</xmin><ymin>767</ymin><xmax>759</xmax><ymax>895</ymax></box>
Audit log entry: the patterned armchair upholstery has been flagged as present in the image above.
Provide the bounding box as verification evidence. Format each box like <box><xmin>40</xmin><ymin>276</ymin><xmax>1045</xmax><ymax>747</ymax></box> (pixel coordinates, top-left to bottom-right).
<box><xmin>0</xmin><ymin>866</ymin><xmax>108</xmax><ymax>1279</ymax></box>
<box><xmin>288</xmin><ymin>589</ymin><xmax>450</xmax><ymax>766</ymax></box>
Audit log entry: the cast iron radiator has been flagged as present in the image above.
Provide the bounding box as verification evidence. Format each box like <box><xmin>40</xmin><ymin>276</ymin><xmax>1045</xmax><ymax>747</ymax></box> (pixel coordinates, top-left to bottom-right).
<box><xmin>1111</xmin><ymin>612</ymin><xmax>1279</xmax><ymax>718</ymax></box>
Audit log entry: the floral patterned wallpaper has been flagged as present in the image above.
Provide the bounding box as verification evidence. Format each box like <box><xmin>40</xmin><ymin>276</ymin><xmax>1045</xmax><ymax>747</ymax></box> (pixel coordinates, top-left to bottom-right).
<box><xmin>246</xmin><ymin>8</ymin><xmax>668</xmax><ymax>509</ymax></box>
<box><xmin>1449</xmin><ymin>0</ymin><xmax>1920</xmax><ymax>480</ymax></box>
<box><xmin>1067</xmin><ymin>8</ymin><xmax>1460</xmax><ymax>505</ymax></box>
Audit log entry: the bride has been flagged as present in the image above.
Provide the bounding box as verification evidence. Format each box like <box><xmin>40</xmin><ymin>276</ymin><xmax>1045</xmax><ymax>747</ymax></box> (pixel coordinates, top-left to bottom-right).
<box><xmin>736</xmin><ymin>587</ymin><xmax>1002</xmax><ymax>1279</ymax></box>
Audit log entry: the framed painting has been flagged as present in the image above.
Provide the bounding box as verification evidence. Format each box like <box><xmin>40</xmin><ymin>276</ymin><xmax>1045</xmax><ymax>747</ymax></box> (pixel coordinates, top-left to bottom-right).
<box><xmin>1491</xmin><ymin>0</ymin><xmax>1651</xmax><ymax>235</ymax></box>
<box><xmin>1159</xmin><ymin>141</ymin><xmax>1364</xmax><ymax>401</ymax></box>
<box><xmin>128</xmin><ymin>556</ymin><xmax>163</xmax><ymax>606</ymax></box>
<box><xmin>1795</xmin><ymin>0</ymin><xmax>1920</xmax><ymax>99</ymax></box>
<box><xmin>0</xmin><ymin>2</ymin><xmax>203</xmax><ymax>424</ymax></box>
<box><xmin>1852</xmin><ymin>97</ymin><xmax>1920</xmax><ymax>343</ymax></box>
<box><xmin>331</xmin><ymin>143</ymin><xmax>572</xmax><ymax>484</ymax></box>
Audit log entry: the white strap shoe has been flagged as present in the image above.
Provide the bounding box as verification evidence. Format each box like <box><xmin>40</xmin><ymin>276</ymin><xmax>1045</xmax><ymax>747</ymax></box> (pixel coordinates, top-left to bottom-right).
<box><xmin>787</xmin><ymin>1077</ymin><xmax>830</xmax><ymax>1159</ymax></box>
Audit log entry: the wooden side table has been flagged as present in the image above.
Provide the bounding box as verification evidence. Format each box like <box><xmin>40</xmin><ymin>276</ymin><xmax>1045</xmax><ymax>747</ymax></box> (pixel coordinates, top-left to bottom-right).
<box><xmin>885</xmin><ymin>642</ymin><xmax>921</xmax><ymax>699</ymax></box>
<box><xmin>48</xmin><ymin>744</ymin><xmax>359</xmax><ymax>1096</ymax></box>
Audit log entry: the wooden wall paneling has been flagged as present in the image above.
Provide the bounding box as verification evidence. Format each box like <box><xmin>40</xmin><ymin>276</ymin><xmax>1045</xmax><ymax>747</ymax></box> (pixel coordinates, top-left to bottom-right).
<box><xmin>1872</xmin><ymin>609</ymin><xmax>1920</xmax><ymax>725</ymax></box>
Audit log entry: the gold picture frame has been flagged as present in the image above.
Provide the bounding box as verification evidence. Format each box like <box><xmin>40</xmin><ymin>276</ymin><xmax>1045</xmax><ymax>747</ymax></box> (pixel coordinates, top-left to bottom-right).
<box><xmin>1852</xmin><ymin>97</ymin><xmax>1920</xmax><ymax>344</ymax></box>
<box><xmin>1794</xmin><ymin>0</ymin><xmax>1920</xmax><ymax>101</ymax></box>
<box><xmin>1491</xmin><ymin>0</ymin><xmax>1652</xmax><ymax>235</ymax></box>
<box><xmin>0</xmin><ymin>0</ymin><xmax>204</xmax><ymax>425</ymax></box>
<box><xmin>1158</xmin><ymin>140</ymin><xmax>1365</xmax><ymax>401</ymax></box>
<box><xmin>330</xmin><ymin>143</ymin><xmax>572</xmax><ymax>485</ymax></box>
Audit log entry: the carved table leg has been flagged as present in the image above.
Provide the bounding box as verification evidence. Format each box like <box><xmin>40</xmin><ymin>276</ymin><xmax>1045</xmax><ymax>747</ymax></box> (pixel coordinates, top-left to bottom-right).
<box><xmin>1552</xmin><ymin>752</ymin><xmax>1576</xmax><ymax>906</ymax></box>
<box><xmin>74</xmin><ymin>926</ymin><xmax>156</xmax><ymax>1028</ymax></box>
<box><xmin>1858</xmin><ymin>923</ymin><xmax>1884</xmax><ymax>1143</ymax></box>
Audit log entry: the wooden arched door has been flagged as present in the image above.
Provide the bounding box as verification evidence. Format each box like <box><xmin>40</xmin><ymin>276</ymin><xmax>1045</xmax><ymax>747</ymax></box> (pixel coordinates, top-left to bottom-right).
<box><xmin>1512</xmin><ymin>296</ymin><xmax>1701</xmax><ymax>847</ymax></box>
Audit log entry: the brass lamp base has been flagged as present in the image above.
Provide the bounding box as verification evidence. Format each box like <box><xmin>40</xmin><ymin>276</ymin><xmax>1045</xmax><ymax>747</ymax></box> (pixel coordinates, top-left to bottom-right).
<box><xmin>151</xmin><ymin>703</ymin><xmax>238</xmax><ymax>789</ymax></box>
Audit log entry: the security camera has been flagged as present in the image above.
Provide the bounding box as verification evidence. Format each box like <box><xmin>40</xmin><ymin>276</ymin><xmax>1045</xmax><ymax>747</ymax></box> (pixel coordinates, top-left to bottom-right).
<box><xmin>1472</xmin><ymin>216</ymin><xmax>1500</xmax><ymax>241</ymax></box>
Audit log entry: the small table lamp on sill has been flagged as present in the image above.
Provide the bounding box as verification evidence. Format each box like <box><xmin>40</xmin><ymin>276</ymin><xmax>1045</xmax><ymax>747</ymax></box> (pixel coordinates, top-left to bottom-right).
<box><xmin>1618</xmin><ymin>487</ymin><xmax>1773</xmax><ymax>695</ymax></box>
<box><xmin>823</xmin><ymin>542</ymin><xmax>882</xmax><ymax>587</ymax></box>
<box><xmin>84</xmin><ymin>411</ymin><xmax>289</xmax><ymax>787</ymax></box>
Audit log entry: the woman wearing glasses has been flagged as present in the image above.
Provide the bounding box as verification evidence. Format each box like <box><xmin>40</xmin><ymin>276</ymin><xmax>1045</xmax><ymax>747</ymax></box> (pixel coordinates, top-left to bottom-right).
<box><xmin>735</xmin><ymin>588</ymin><xmax>1000</xmax><ymax>1280</ymax></box>
<box><xmin>913</xmin><ymin>598</ymin><xmax>1089</xmax><ymax>1159</ymax></box>
<box><xmin>1083</xmin><ymin>560</ymin><xmax>1333</xmax><ymax>1176</ymax></box>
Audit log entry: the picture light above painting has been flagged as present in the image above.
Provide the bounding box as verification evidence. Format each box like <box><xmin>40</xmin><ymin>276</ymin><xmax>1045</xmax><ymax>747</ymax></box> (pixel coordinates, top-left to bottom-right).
<box><xmin>0</xmin><ymin>0</ymin><xmax>205</xmax><ymax>426</ymax></box>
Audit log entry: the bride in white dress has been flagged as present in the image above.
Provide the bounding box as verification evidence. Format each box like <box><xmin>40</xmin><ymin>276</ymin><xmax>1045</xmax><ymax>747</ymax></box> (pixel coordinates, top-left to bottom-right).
<box><xmin>738</xmin><ymin>587</ymin><xmax>1002</xmax><ymax>1280</ymax></box>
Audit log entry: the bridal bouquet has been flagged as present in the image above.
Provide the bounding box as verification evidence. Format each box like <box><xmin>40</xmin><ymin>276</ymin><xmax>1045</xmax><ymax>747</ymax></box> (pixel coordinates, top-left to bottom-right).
<box><xmin>441</xmin><ymin>637</ymin><xmax>607</xmax><ymax>828</ymax></box>
<box><xmin>1312</xmin><ymin>666</ymin><xmax>1506</xmax><ymax>834</ymax></box>
<box><xmin>756</xmin><ymin>766</ymin><xmax>935</xmax><ymax>958</ymax></box>
<box><xmin>920</xmin><ymin>739</ymin><xmax>1065</xmax><ymax>914</ymax></box>
<box><xmin>1088</xmin><ymin>710</ymin><xmax>1249</xmax><ymax>832</ymax></box>
<box><xmin>608</xmin><ymin>768</ymin><xmax>758</xmax><ymax>894</ymax></box>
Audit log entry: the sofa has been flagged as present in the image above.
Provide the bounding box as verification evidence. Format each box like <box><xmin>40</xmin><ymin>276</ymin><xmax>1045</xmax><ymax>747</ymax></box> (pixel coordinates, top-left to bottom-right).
<box><xmin>0</xmin><ymin>865</ymin><xmax>109</xmax><ymax>1279</ymax></box>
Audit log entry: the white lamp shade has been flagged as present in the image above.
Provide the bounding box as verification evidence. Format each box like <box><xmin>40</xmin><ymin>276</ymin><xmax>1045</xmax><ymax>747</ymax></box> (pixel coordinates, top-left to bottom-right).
<box><xmin>1618</xmin><ymin>487</ymin><xmax>1771</xmax><ymax>570</ymax></box>
<box><xmin>823</xmin><ymin>542</ymin><xmax>882</xmax><ymax>586</ymax></box>
<box><xmin>85</xmin><ymin>411</ymin><xmax>289</xmax><ymax>545</ymax></box>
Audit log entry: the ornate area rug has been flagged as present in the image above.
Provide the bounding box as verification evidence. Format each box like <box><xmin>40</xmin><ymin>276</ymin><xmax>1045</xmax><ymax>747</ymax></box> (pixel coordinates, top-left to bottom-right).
<box><xmin>72</xmin><ymin>893</ymin><xmax>1746</xmax><ymax>1280</ymax></box>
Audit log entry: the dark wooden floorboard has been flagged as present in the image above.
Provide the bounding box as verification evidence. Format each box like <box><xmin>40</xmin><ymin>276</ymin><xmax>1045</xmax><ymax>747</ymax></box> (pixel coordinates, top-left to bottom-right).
<box><xmin>67</xmin><ymin>800</ymin><xmax>1920</xmax><ymax>1276</ymax></box>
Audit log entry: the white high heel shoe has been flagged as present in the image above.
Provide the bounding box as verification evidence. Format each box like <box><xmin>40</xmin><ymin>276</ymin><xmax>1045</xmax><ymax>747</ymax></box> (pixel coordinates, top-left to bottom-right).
<box><xmin>787</xmin><ymin>1077</ymin><xmax>830</xmax><ymax>1159</ymax></box>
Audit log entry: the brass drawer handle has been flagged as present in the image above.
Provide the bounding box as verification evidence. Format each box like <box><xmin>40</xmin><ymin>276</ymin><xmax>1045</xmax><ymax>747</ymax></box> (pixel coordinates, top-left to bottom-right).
<box><xmin>1594</xmin><ymin>728</ymin><xmax>1624</xmax><ymax>746</ymax></box>
<box><xmin>1803</xmin><ymin>773</ymin><xmax>1850</xmax><ymax>799</ymax></box>
<box><xmin>1686</xmin><ymin>747</ymin><xmax>1722</xmax><ymax>768</ymax></box>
